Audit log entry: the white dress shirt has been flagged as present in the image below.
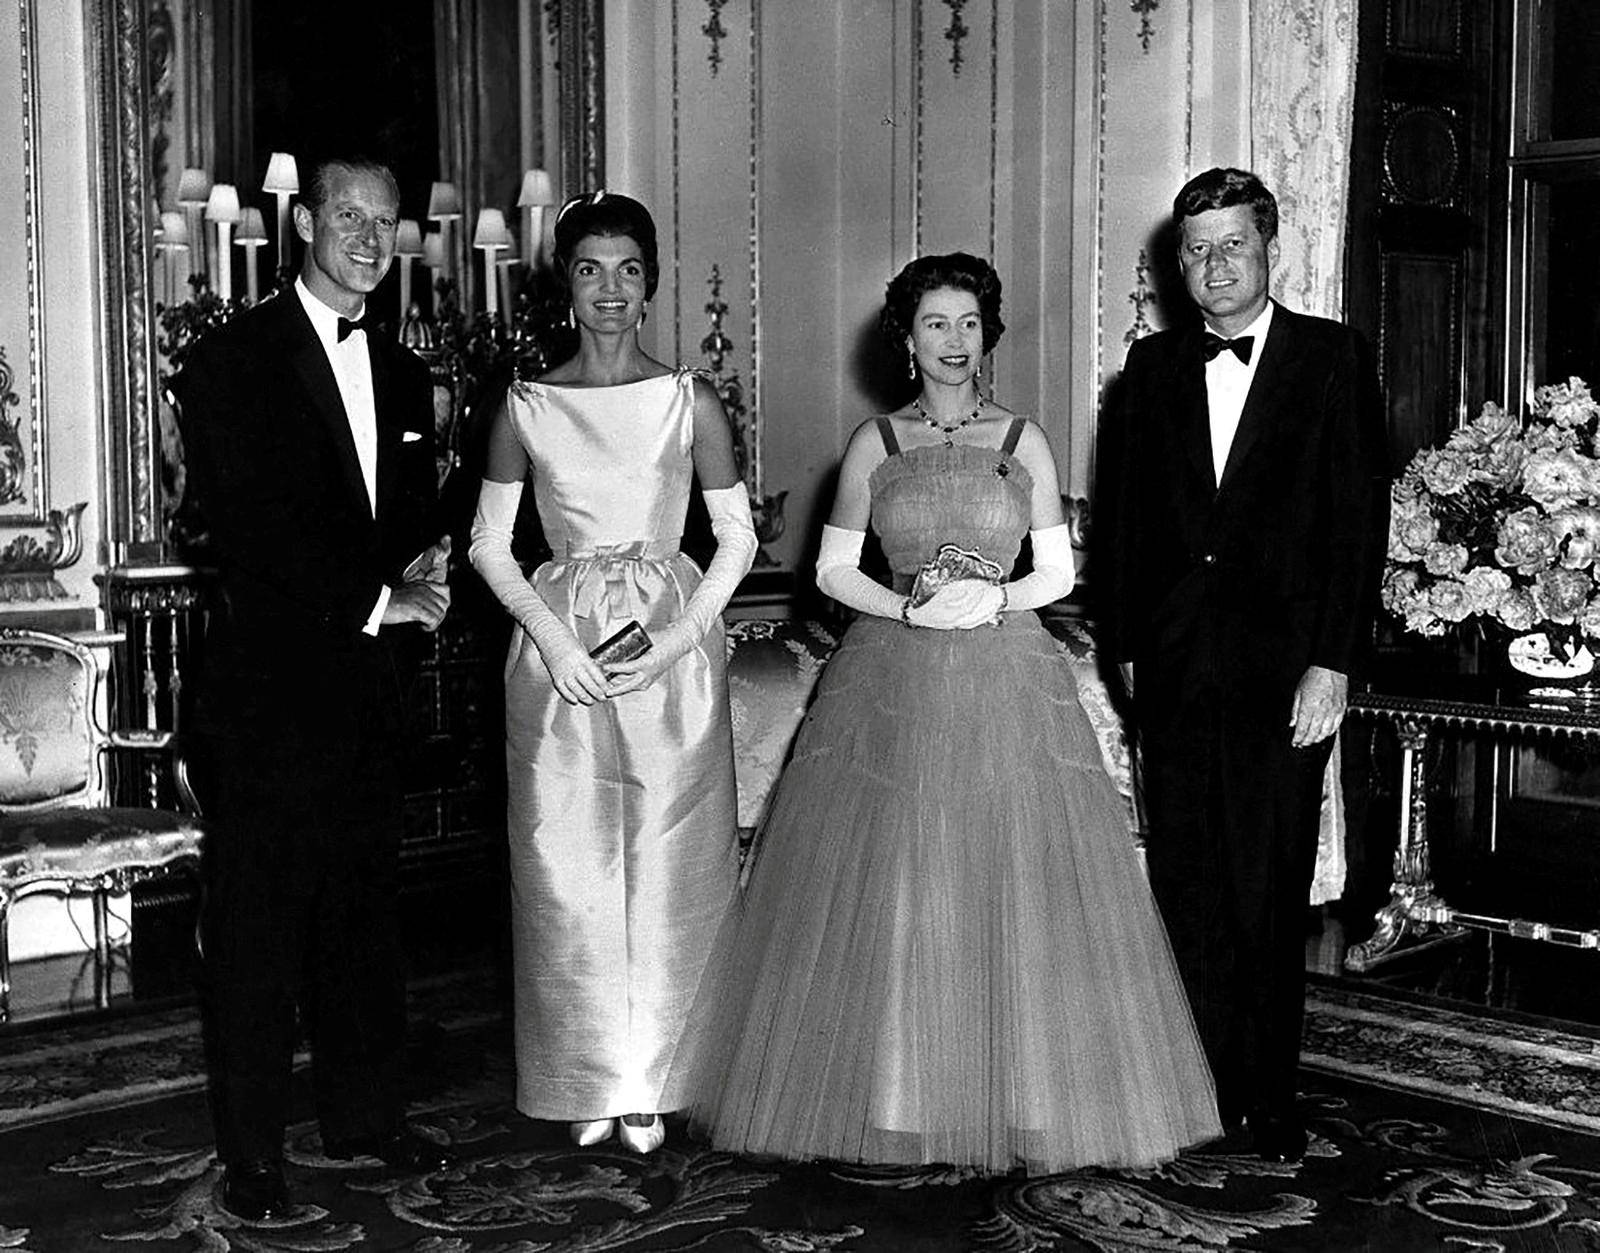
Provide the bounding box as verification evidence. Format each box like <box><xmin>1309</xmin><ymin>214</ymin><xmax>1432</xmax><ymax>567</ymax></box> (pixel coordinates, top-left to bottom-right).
<box><xmin>294</xmin><ymin>279</ymin><xmax>390</xmax><ymax>633</ymax></box>
<box><xmin>1204</xmin><ymin>300</ymin><xmax>1275</xmax><ymax>486</ymax></box>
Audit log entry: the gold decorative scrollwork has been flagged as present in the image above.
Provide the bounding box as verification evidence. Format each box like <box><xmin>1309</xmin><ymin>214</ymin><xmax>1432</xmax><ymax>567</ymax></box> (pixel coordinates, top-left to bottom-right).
<box><xmin>1131</xmin><ymin>0</ymin><xmax>1161</xmax><ymax>54</ymax></box>
<box><xmin>0</xmin><ymin>502</ymin><xmax>89</xmax><ymax>602</ymax></box>
<box><xmin>1125</xmin><ymin>249</ymin><xmax>1156</xmax><ymax>345</ymax></box>
<box><xmin>0</xmin><ymin>347</ymin><xmax>24</xmax><ymax>508</ymax></box>
<box><xmin>702</xmin><ymin>0</ymin><xmax>730</xmax><ymax>76</ymax></box>
<box><xmin>941</xmin><ymin>0</ymin><xmax>970</xmax><ymax>76</ymax></box>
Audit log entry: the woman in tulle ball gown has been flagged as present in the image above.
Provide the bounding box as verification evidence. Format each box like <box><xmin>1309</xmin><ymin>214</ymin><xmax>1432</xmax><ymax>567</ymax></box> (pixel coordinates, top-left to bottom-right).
<box><xmin>673</xmin><ymin>252</ymin><xmax>1221</xmax><ymax>1174</ymax></box>
<box><xmin>468</xmin><ymin>191</ymin><xmax>756</xmax><ymax>1155</ymax></box>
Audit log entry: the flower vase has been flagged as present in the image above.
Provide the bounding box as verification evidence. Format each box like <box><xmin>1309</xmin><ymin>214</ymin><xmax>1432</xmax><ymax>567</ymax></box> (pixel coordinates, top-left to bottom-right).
<box><xmin>1504</xmin><ymin>631</ymin><xmax>1600</xmax><ymax>701</ymax></box>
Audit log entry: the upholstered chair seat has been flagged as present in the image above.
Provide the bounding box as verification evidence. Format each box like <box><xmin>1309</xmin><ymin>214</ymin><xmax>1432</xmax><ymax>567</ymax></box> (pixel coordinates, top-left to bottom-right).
<box><xmin>0</xmin><ymin>628</ymin><xmax>204</xmax><ymax>1021</ymax></box>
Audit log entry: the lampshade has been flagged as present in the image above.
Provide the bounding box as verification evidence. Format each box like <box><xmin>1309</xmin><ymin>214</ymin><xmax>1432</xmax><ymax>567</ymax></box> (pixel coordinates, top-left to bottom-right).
<box><xmin>205</xmin><ymin>183</ymin><xmax>241</xmax><ymax>222</ymax></box>
<box><xmin>422</xmin><ymin>233</ymin><xmax>445</xmax><ymax>268</ymax></box>
<box><xmin>234</xmin><ymin>207</ymin><xmax>268</xmax><ymax>246</ymax></box>
<box><xmin>427</xmin><ymin>181</ymin><xmax>463</xmax><ymax>220</ymax></box>
<box><xmin>261</xmin><ymin>151</ymin><xmax>300</xmax><ymax>195</ymax></box>
<box><xmin>517</xmin><ymin>168</ymin><xmax>555</xmax><ymax>207</ymax></box>
<box><xmin>158</xmin><ymin>210</ymin><xmax>189</xmax><ymax>247</ymax></box>
<box><xmin>472</xmin><ymin>208</ymin><xmax>511</xmax><ymax>250</ymax></box>
<box><xmin>395</xmin><ymin>219</ymin><xmax>424</xmax><ymax>256</ymax></box>
<box><xmin>176</xmin><ymin>167</ymin><xmax>212</xmax><ymax>206</ymax></box>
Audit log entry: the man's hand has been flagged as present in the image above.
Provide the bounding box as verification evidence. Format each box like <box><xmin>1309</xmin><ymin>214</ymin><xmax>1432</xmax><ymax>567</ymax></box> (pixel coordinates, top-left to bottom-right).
<box><xmin>1289</xmin><ymin>664</ymin><xmax>1348</xmax><ymax>747</ymax></box>
<box><xmin>402</xmin><ymin>536</ymin><xmax>452</xmax><ymax>585</ymax></box>
<box><xmin>384</xmin><ymin>579</ymin><xmax>451</xmax><ymax>632</ymax></box>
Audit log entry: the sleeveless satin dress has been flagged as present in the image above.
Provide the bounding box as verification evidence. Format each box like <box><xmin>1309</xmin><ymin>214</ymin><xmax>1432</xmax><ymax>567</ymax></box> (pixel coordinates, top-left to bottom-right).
<box><xmin>674</xmin><ymin>421</ymin><xmax>1220</xmax><ymax>1174</ymax></box>
<box><xmin>500</xmin><ymin>368</ymin><xmax>740</xmax><ymax>1120</ymax></box>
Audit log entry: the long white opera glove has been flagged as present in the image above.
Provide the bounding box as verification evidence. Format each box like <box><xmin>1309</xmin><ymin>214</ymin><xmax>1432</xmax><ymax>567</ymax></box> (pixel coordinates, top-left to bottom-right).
<box><xmin>467</xmin><ymin>478</ymin><xmax>593</xmax><ymax>688</ymax></box>
<box><xmin>1001</xmin><ymin>522</ymin><xmax>1076</xmax><ymax>611</ymax></box>
<box><xmin>816</xmin><ymin>524</ymin><xmax>907</xmax><ymax>621</ymax></box>
<box><xmin>650</xmin><ymin>485</ymin><xmax>759</xmax><ymax>663</ymax></box>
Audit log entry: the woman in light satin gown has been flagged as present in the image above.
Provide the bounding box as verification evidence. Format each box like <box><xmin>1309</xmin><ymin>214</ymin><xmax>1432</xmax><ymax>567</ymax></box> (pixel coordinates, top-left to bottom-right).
<box><xmin>673</xmin><ymin>253</ymin><xmax>1220</xmax><ymax>1175</ymax></box>
<box><xmin>468</xmin><ymin>192</ymin><xmax>756</xmax><ymax>1155</ymax></box>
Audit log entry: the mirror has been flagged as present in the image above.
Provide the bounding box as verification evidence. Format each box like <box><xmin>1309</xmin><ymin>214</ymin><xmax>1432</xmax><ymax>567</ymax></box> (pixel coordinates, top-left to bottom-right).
<box><xmin>93</xmin><ymin>0</ymin><xmax>603</xmax><ymax>563</ymax></box>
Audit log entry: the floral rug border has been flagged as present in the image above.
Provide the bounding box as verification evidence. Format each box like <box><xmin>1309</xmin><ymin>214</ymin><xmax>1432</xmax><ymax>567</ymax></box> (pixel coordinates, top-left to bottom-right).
<box><xmin>1302</xmin><ymin>982</ymin><xmax>1600</xmax><ymax>1136</ymax></box>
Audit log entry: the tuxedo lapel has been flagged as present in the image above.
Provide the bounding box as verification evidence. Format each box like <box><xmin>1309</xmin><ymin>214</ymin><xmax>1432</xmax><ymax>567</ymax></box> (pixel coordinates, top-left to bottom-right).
<box><xmin>1218</xmin><ymin>305</ymin><xmax>1299</xmax><ymax>493</ymax></box>
<box><xmin>272</xmin><ymin>296</ymin><xmax>374</xmax><ymax>521</ymax></box>
<box><xmin>368</xmin><ymin>337</ymin><xmax>401</xmax><ymax>525</ymax></box>
<box><xmin>1170</xmin><ymin>326</ymin><xmax>1218</xmax><ymax>493</ymax></box>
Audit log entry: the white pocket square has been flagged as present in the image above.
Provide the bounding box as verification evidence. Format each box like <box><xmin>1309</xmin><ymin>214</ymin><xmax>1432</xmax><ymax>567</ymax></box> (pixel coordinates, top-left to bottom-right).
<box><xmin>401</xmin><ymin>430</ymin><xmax>424</xmax><ymax>443</ymax></box>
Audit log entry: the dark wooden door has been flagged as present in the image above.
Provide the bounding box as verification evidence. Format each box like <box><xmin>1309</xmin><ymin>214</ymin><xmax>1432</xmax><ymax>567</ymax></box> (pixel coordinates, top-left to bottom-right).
<box><xmin>1344</xmin><ymin>0</ymin><xmax>1509</xmax><ymax>474</ymax></box>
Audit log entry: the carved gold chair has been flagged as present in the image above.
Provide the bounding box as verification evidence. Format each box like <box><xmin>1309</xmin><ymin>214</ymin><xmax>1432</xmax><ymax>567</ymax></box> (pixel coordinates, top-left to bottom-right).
<box><xmin>0</xmin><ymin>627</ymin><xmax>205</xmax><ymax>1021</ymax></box>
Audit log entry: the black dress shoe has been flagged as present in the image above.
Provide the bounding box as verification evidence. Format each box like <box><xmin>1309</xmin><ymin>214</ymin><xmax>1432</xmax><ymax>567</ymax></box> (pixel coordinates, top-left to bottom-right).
<box><xmin>1248</xmin><ymin>1113</ymin><xmax>1307</xmax><ymax>1163</ymax></box>
<box><xmin>323</xmin><ymin>1126</ymin><xmax>456</xmax><ymax>1172</ymax></box>
<box><xmin>221</xmin><ymin>1158</ymin><xmax>290</xmax><ymax>1222</ymax></box>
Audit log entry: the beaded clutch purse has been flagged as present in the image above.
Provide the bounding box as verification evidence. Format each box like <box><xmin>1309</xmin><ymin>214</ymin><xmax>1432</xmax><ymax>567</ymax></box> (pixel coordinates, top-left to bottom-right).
<box><xmin>589</xmin><ymin>620</ymin><xmax>653</xmax><ymax>666</ymax></box>
<box><xmin>908</xmin><ymin>544</ymin><xmax>1004</xmax><ymax>608</ymax></box>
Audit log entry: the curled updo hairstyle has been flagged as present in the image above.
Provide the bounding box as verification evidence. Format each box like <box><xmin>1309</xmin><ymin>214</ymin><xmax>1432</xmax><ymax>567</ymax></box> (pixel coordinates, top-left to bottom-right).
<box><xmin>879</xmin><ymin>252</ymin><xmax>1006</xmax><ymax>355</ymax></box>
<box><xmin>1172</xmin><ymin>167</ymin><xmax>1279</xmax><ymax>243</ymax></box>
<box><xmin>551</xmin><ymin>190</ymin><xmax>661</xmax><ymax>301</ymax></box>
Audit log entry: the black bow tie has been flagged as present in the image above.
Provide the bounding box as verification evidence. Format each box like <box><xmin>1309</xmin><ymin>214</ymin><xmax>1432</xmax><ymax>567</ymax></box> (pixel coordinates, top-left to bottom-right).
<box><xmin>1201</xmin><ymin>332</ymin><xmax>1254</xmax><ymax>365</ymax></box>
<box><xmin>336</xmin><ymin>313</ymin><xmax>377</xmax><ymax>342</ymax></box>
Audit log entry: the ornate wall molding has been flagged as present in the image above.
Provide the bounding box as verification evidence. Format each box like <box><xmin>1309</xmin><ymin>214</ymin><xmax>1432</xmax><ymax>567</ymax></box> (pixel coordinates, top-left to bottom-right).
<box><xmin>9</xmin><ymin>0</ymin><xmax>48</xmax><ymax>523</ymax></box>
<box><xmin>0</xmin><ymin>501</ymin><xmax>87</xmax><ymax>602</ymax></box>
<box><xmin>87</xmin><ymin>0</ymin><xmax>162</xmax><ymax>560</ymax></box>
<box><xmin>558</xmin><ymin>0</ymin><xmax>605</xmax><ymax>195</ymax></box>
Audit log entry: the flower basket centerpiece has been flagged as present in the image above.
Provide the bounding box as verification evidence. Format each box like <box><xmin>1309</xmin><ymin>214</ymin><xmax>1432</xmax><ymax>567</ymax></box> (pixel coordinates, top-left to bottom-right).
<box><xmin>1383</xmin><ymin>376</ymin><xmax>1600</xmax><ymax>698</ymax></box>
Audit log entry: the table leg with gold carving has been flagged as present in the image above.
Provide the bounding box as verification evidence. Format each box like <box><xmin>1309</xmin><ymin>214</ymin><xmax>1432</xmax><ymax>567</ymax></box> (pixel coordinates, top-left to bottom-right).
<box><xmin>1345</xmin><ymin>717</ymin><xmax>1467</xmax><ymax>971</ymax></box>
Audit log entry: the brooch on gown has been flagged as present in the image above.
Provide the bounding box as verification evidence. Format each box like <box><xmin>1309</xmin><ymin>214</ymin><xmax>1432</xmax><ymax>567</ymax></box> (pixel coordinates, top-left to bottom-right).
<box><xmin>995</xmin><ymin>459</ymin><xmax>1010</xmax><ymax>478</ymax></box>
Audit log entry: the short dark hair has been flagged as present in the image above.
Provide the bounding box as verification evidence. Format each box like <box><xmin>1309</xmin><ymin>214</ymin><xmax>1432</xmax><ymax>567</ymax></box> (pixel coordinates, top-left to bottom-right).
<box><xmin>300</xmin><ymin>155</ymin><xmax>400</xmax><ymax>215</ymax></box>
<box><xmin>552</xmin><ymin>191</ymin><xmax>660</xmax><ymax>301</ymax></box>
<box><xmin>1173</xmin><ymin>167</ymin><xmax>1279</xmax><ymax>243</ymax></box>
<box><xmin>879</xmin><ymin>252</ymin><xmax>1006</xmax><ymax>354</ymax></box>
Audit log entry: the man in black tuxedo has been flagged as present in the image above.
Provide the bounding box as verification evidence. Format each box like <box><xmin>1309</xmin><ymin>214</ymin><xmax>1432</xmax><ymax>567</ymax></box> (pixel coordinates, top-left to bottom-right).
<box><xmin>1101</xmin><ymin>168</ymin><xmax>1387</xmax><ymax>1162</ymax></box>
<box><xmin>172</xmin><ymin>154</ymin><xmax>454</xmax><ymax>1221</ymax></box>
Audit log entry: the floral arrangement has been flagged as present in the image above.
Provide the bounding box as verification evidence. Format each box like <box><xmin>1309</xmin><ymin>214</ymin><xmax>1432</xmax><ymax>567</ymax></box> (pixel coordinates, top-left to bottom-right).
<box><xmin>1384</xmin><ymin>377</ymin><xmax>1600</xmax><ymax>661</ymax></box>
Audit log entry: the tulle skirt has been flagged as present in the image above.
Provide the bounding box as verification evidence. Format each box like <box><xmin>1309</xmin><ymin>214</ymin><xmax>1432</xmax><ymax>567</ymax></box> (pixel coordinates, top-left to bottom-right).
<box><xmin>670</xmin><ymin>611</ymin><xmax>1222</xmax><ymax>1175</ymax></box>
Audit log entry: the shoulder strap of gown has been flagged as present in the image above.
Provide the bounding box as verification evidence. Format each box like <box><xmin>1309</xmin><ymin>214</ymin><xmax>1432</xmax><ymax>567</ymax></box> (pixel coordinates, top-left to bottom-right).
<box><xmin>1000</xmin><ymin>418</ymin><xmax>1025</xmax><ymax>456</ymax></box>
<box><xmin>876</xmin><ymin>416</ymin><xmax>901</xmax><ymax>457</ymax></box>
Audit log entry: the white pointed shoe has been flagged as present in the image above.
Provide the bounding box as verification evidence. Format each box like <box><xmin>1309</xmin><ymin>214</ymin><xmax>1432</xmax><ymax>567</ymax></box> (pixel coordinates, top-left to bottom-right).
<box><xmin>569</xmin><ymin>1118</ymin><xmax>615</xmax><ymax>1147</ymax></box>
<box><xmin>618</xmin><ymin>1114</ymin><xmax>664</xmax><ymax>1154</ymax></box>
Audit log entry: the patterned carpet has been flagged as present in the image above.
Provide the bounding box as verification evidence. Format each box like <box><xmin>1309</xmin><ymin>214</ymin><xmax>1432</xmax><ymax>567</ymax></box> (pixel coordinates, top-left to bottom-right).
<box><xmin>2</xmin><ymin>975</ymin><xmax>1600</xmax><ymax>1252</ymax></box>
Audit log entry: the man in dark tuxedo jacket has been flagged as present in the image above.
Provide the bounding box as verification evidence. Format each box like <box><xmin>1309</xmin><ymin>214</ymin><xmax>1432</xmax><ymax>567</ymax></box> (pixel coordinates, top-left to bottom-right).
<box><xmin>1101</xmin><ymin>168</ymin><xmax>1387</xmax><ymax>1162</ymax></box>
<box><xmin>172</xmin><ymin>154</ymin><xmax>454</xmax><ymax>1221</ymax></box>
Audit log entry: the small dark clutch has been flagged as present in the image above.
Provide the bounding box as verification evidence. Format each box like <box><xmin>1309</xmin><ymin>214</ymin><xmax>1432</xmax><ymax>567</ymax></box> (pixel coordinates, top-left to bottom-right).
<box><xmin>589</xmin><ymin>620</ymin><xmax>653</xmax><ymax>666</ymax></box>
<box><xmin>908</xmin><ymin>544</ymin><xmax>1004</xmax><ymax>607</ymax></box>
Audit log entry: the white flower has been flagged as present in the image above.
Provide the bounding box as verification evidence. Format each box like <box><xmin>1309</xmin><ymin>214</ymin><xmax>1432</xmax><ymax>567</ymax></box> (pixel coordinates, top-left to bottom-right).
<box><xmin>1523</xmin><ymin>448</ymin><xmax>1597</xmax><ymax>511</ymax></box>
<box><xmin>1459</xmin><ymin>566</ymin><xmax>1512</xmax><ymax>615</ymax></box>
<box><xmin>1533</xmin><ymin>377</ymin><xmax>1600</xmax><ymax>429</ymax></box>
<box><xmin>1428</xmin><ymin>580</ymin><xmax>1474</xmax><ymax>624</ymax></box>
<box><xmin>1495</xmin><ymin>507</ymin><xmax>1559</xmax><ymax>575</ymax></box>
<box><xmin>1422</xmin><ymin>542</ymin><xmax>1469</xmax><ymax>576</ymax></box>
<box><xmin>1496</xmin><ymin>588</ymin><xmax>1538</xmax><ymax>633</ymax></box>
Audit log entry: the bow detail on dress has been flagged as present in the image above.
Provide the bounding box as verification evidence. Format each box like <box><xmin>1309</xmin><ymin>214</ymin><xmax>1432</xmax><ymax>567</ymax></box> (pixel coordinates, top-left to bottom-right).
<box><xmin>564</xmin><ymin>538</ymin><xmax>681</xmax><ymax>619</ymax></box>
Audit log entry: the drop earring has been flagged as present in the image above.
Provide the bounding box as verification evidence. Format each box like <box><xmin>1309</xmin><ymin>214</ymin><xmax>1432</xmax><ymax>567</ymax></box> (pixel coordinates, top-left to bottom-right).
<box><xmin>567</xmin><ymin>305</ymin><xmax>576</xmax><ymax>329</ymax></box>
<box><xmin>638</xmin><ymin>302</ymin><xmax>649</xmax><ymax>328</ymax></box>
<box><xmin>907</xmin><ymin>347</ymin><xmax>918</xmax><ymax>380</ymax></box>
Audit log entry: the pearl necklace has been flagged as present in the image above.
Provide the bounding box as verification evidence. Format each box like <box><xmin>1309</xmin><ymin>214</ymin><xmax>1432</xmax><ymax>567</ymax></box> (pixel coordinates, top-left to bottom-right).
<box><xmin>913</xmin><ymin>394</ymin><xmax>986</xmax><ymax>447</ymax></box>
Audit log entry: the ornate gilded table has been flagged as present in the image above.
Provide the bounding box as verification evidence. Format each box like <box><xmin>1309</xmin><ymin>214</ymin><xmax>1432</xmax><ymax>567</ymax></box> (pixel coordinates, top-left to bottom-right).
<box><xmin>1344</xmin><ymin>676</ymin><xmax>1600</xmax><ymax>971</ymax></box>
